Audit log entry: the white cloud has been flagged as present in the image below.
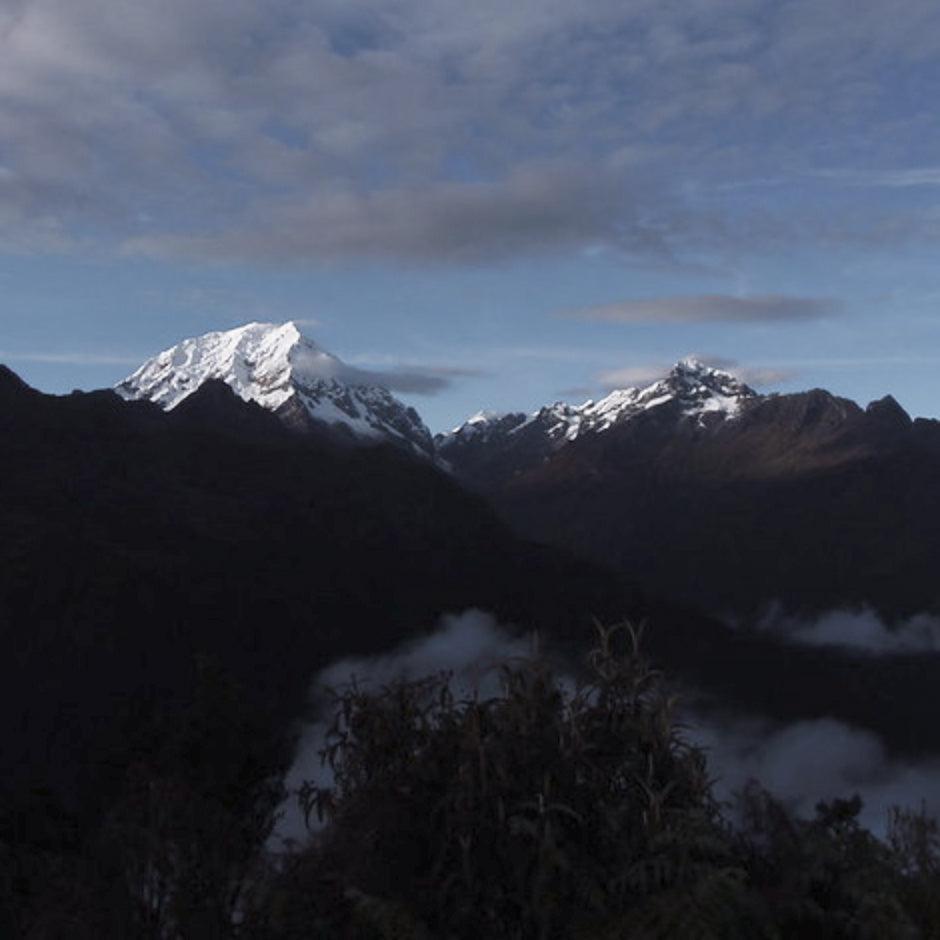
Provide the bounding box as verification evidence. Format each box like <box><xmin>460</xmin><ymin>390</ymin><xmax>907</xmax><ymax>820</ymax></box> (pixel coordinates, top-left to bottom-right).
<box><xmin>693</xmin><ymin>713</ymin><xmax>940</xmax><ymax>837</ymax></box>
<box><xmin>0</xmin><ymin>349</ymin><xmax>142</xmax><ymax>365</ymax></box>
<box><xmin>596</xmin><ymin>355</ymin><xmax>796</xmax><ymax>392</ymax></box>
<box><xmin>566</xmin><ymin>294</ymin><xmax>836</xmax><ymax>324</ymax></box>
<box><xmin>273</xmin><ymin>609</ymin><xmax>531</xmax><ymax>846</ymax></box>
<box><xmin>596</xmin><ymin>364</ymin><xmax>671</xmax><ymax>388</ymax></box>
<box><xmin>758</xmin><ymin>606</ymin><xmax>940</xmax><ymax>655</ymax></box>
<box><xmin>816</xmin><ymin>167</ymin><xmax>940</xmax><ymax>187</ymax></box>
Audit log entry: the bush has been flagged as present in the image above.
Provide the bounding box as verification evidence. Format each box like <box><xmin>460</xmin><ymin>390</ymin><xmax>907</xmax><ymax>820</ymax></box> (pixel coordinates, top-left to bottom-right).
<box><xmin>255</xmin><ymin>623</ymin><xmax>751</xmax><ymax>939</ymax></box>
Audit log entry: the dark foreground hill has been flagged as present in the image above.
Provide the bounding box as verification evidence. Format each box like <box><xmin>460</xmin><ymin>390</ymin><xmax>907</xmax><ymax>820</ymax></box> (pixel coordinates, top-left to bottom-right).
<box><xmin>0</xmin><ymin>367</ymin><xmax>644</xmax><ymax>828</ymax></box>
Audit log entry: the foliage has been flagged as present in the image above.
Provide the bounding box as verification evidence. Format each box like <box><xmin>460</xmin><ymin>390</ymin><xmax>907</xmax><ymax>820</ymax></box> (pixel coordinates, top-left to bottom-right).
<box><xmin>888</xmin><ymin>804</ymin><xmax>940</xmax><ymax>935</ymax></box>
<box><xmin>253</xmin><ymin>623</ymin><xmax>751</xmax><ymax>938</ymax></box>
<box><xmin>734</xmin><ymin>784</ymin><xmax>920</xmax><ymax>938</ymax></box>
<box><xmin>2</xmin><ymin>658</ymin><xmax>288</xmax><ymax>939</ymax></box>
<box><xmin>5</xmin><ymin>623</ymin><xmax>940</xmax><ymax>938</ymax></box>
<box><xmin>246</xmin><ymin>623</ymin><xmax>940</xmax><ymax>939</ymax></box>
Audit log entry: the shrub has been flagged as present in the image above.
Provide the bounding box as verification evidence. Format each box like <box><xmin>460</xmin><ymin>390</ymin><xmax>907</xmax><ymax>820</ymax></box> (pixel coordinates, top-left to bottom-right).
<box><xmin>258</xmin><ymin>623</ymin><xmax>750</xmax><ymax>938</ymax></box>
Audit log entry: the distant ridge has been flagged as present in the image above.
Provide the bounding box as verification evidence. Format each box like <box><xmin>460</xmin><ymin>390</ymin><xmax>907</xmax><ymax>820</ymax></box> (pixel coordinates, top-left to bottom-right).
<box><xmin>436</xmin><ymin>358</ymin><xmax>758</xmax><ymax>488</ymax></box>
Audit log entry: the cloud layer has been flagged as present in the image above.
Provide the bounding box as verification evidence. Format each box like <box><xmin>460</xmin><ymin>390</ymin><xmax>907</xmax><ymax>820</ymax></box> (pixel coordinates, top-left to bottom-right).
<box><xmin>596</xmin><ymin>354</ymin><xmax>796</xmax><ymax>392</ymax></box>
<box><xmin>757</xmin><ymin>606</ymin><xmax>940</xmax><ymax>655</ymax></box>
<box><xmin>567</xmin><ymin>294</ymin><xmax>837</xmax><ymax>324</ymax></box>
<box><xmin>3</xmin><ymin>0</ymin><xmax>940</xmax><ymax>262</ymax></box>
<box><xmin>693</xmin><ymin>713</ymin><xmax>940</xmax><ymax>837</ymax></box>
<box><xmin>274</xmin><ymin>608</ymin><xmax>940</xmax><ymax>848</ymax></box>
<box><xmin>274</xmin><ymin>609</ymin><xmax>531</xmax><ymax>845</ymax></box>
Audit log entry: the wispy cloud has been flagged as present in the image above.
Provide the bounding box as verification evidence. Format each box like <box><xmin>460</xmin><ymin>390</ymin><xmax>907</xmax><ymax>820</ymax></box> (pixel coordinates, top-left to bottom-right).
<box><xmin>687</xmin><ymin>355</ymin><xmax>798</xmax><ymax>387</ymax></box>
<box><xmin>815</xmin><ymin>167</ymin><xmax>940</xmax><ymax>187</ymax></box>
<box><xmin>564</xmin><ymin>294</ymin><xmax>838</xmax><ymax>324</ymax></box>
<box><xmin>755</xmin><ymin>605</ymin><xmax>940</xmax><ymax>654</ymax></box>
<box><xmin>596</xmin><ymin>364</ymin><xmax>670</xmax><ymax>388</ymax></box>
<box><xmin>595</xmin><ymin>355</ymin><xmax>797</xmax><ymax>392</ymax></box>
<box><xmin>122</xmin><ymin>164</ymin><xmax>664</xmax><ymax>265</ymax></box>
<box><xmin>336</xmin><ymin>362</ymin><xmax>489</xmax><ymax>397</ymax></box>
<box><xmin>0</xmin><ymin>350</ymin><xmax>143</xmax><ymax>366</ymax></box>
<box><xmin>556</xmin><ymin>385</ymin><xmax>597</xmax><ymax>402</ymax></box>
<box><xmin>693</xmin><ymin>712</ymin><xmax>940</xmax><ymax>837</ymax></box>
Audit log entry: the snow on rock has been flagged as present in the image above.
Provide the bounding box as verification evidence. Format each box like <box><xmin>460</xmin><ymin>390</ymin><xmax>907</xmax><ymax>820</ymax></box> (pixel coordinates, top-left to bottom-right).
<box><xmin>116</xmin><ymin>322</ymin><xmax>435</xmax><ymax>456</ymax></box>
<box><xmin>439</xmin><ymin>358</ymin><xmax>757</xmax><ymax>453</ymax></box>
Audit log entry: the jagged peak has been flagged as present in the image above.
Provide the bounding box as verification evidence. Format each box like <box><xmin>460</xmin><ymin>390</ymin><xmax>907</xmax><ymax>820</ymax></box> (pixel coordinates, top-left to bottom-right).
<box><xmin>866</xmin><ymin>394</ymin><xmax>912</xmax><ymax>428</ymax></box>
<box><xmin>441</xmin><ymin>356</ymin><xmax>758</xmax><ymax>453</ymax></box>
<box><xmin>0</xmin><ymin>363</ymin><xmax>31</xmax><ymax>394</ymax></box>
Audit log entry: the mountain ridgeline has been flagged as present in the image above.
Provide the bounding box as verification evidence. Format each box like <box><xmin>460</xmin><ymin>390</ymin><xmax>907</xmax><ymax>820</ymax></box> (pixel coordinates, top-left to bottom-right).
<box><xmin>5</xmin><ymin>323</ymin><xmax>940</xmax><ymax>877</ymax></box>
<box><xmin>0</xmin><ymin>363</ymin><xmax>643</xmax><ymax>829</ymax></box>
<box><xmin>438</xmin><ymin>359</ymin><xmax>940</xmax><ymax>621</ymax></box>
<box><xmin>118</xmin><ymin>322</ymin><xmax>940</xmax><ymax>621</ymax></box>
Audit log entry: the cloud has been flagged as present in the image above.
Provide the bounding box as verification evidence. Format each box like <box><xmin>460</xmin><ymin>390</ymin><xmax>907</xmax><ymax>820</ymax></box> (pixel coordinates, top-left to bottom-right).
<box><xmin>565</xmin><ymin>294</ymin><xmax>837</xmax><ymax>324</ymax></box>
<box><xmin>283</xmin><ymin>340</ymin><xmax>486</xmax><ymax>396</ymax></box>
<box><xmin>274</xmin><ymin>609</ymin><xmax>940</xmax><ymax>849</ymax></box>
<box><xmin>596</xmin><ymin>364</ymin><xmax>670</xmax><ymax>388</ymax></box>
<box><xmin>756</xmin><ymin>605</ymin><xmax>940</xmax><ymax>654</ymax></box>
<box><xmin>556</xmin><ymin>385</ymin><xmax>597</xmax><ymax>402</ymax></box>
<box><xmin>4</xmin><ymin>1</ymin><xmax>940</xmax><ymax>262</ymax></box>
<box><xmin>0</xmin><ymin>350</ymin><xmax>143</xmax><ymax>366</ymax></box>
<box><xmin>122</xmin><ymin>164</ymin><xmax>660</xmax><ymax>265</ymax></box>
<box><xmin>815</xmin><ymin>167</ymin><xmax>940</xmax><ymax>188</ymax></box>
<box><xmin>692</xmin><ymin>712</ymin><xmax>940</xmax><ymax>837</ymax></box>
<box><xmin>317</xmin><ymin>358</ymin><xmax>488</xmax><ymax>396</ymax></box>
<box><xmin>273</xmin><ymin>609</ymin><xmax>530</xmax><ymax>846</ymax></box>
<box><xmin>353</xmin><ymin>363</ymin><xmax>489</xmax><ymax>396</ymax></box>
<box><xmin>595</xmin><ymin>355</ymin><xmax>796</xmax><ymax>392</ymax></box>
<box><xmin>687</xmin><ymin>355</ymin><xmax>798</xmax><ymax>387</ymax></box>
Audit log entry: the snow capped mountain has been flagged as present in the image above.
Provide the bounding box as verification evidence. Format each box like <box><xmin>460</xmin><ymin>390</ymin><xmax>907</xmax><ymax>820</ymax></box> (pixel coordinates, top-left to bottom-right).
<box><xmin>116</xmin><ymin>322</ymin><xmax>435</xmax><ymax>456</ymax></box>
<box><xmin>439</xmin><ymin>358</ymin><xmax>757</xmax><ymax>450</ymax></box>
<box><xmin>435</xmin><ymin>358</ymin><xmax>758</xmax><ymax>488</ymax></box>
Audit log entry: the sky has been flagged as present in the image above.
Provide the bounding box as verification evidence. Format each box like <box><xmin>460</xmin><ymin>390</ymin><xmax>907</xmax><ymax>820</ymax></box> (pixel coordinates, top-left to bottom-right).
<box><xmin>2</xmin><ymin>0</ymin><xmax>940</xmax><ymax>432</ymax></box>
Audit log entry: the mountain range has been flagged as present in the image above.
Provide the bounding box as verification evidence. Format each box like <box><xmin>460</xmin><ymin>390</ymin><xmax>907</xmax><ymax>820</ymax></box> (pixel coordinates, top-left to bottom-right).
<box><xmin>5</xmin><ymin>320</ymin><xmax>940</xmax><ymax>853</ymax></box>
<box><xmin>118</xmin><ymin>322</ymin><xmax>940</xmax><ymax>620</ymax></box>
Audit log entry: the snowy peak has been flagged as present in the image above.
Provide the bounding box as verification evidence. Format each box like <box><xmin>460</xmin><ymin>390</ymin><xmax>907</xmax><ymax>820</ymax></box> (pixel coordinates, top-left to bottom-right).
<box><xmin>627</xmin><ymin>358</ymin><xmax>757</xmax><ymax>422</ymax></box>
<box><xmin>117</xmin><ymin>321</ymin><xmax>312</xmax><ymax>412</ymax></box>
<box><xmin>439</xmin><ymin>358</ymin><xmax>757</xmax><ymax>453</ymax></box>
<box><xmin>116</xmin><ymin>322</ymin><xmax>434</xmax><ymax>456</ymax></box>
<box><xmin>442</xmin><ymin>410</ymin><xmax>528</xmax><ymax>444</ymax></box>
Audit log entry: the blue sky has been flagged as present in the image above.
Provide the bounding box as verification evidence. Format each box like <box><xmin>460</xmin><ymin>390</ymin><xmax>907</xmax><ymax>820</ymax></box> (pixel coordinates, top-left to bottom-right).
<box><xmin>2</xmin><ymin>0</ymin><xmax>940</xmax><ymax>432</ymax></box>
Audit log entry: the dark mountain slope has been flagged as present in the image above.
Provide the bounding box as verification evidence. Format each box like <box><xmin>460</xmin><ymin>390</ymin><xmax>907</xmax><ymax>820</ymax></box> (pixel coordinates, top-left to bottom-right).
<box><xmin>457</xmin><ymin>388</ymin><xmax>940</xmax><ymax>620</ymax></box>
<box><xmin>0</xmin><ymin>372</ymin><xmax>633</xmax><ymax>829</ymax></box>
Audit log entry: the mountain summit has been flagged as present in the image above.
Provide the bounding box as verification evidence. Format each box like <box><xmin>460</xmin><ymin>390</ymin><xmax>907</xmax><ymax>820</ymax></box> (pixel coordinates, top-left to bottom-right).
<box><xmin>436</xmin><ymin>358</ymin><xmax>758</xmax><ymax>485</ymax></box>
<box><xmin>116</xmin><ymin>321</ymin><xmax>434</xmax><ymax>456</ymax></box>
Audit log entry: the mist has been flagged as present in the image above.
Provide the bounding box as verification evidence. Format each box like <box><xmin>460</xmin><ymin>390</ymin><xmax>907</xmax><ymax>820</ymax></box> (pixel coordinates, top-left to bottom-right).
<box><xmin>755</xmin><ymin>604</ymin><xmax>940</xmax><ymax>654</ymax></box>
<box><xmin>691</xmin><ymin>712</ymin><xmax>940</xmax><ymax>836</ymax></box>
<box><xmin>272</xmin><ymin>608</ymin><xmax>940</xmax><ymax>849</ymax></box>
<box><xmin>273</xmin><ymin>609</ymin><xmax>532</xmax><ymax>846</ymax></box>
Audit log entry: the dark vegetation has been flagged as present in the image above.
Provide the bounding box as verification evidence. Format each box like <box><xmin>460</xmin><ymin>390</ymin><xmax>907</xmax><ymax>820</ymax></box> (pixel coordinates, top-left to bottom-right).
<box><xmin>2</xmin><ymin>369</ymin><xmax>940</xmax><ymax>935</ymax></box>
<box><xmin>6</xmin><ymin>623</ymin><xmax>940</xmax><ymax>937</ymax></box>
